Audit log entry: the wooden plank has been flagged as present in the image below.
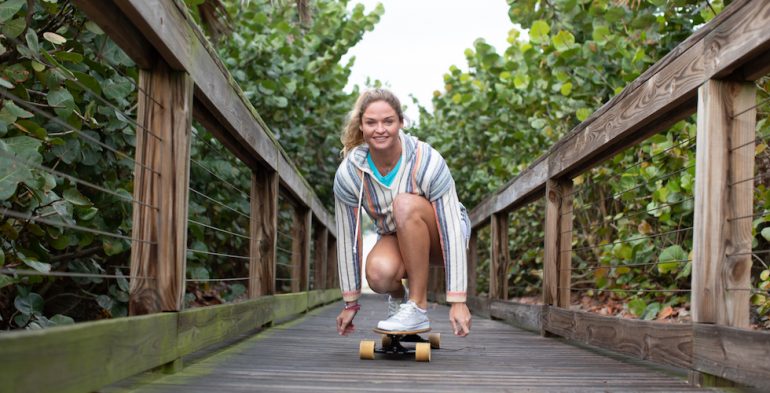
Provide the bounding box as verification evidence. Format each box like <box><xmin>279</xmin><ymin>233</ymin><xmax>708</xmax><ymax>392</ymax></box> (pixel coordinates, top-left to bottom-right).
<box><xmin>71</xmin><ymin>0</ymin><xmax>156</xmax><ymax>69</ymax></box>
<box><xmin>704</xmin><ymin>1</ymin><xmax>770</xmax><ymax>79</ymax></box>
<box><xmin>544</xmin><ymin>307</ymin><xmax>693</xmax><ymax>370</ymax></box>
<box><xmin>467</xmin><ymin>230</ymin><xmax>478</xmax><ymax>297</ymax></box>
<box><xmin>307</xmin><ymin>288</ymin><xmax>342</xmax><ymax>309</ymax></box>
<box><xmin>466</xmin><ymin>295</ymin><xmax>491</xmax><ymax>318</ymax></box>
<box><xmin>489</xmin><ymin>212</ymin><xmax>509</xmax><ymax>300</ymax></box>
<box><xmin>493</xmin><ymin>157</ymin><xmax>548</xmax><ymax>213</ymax></box>
<box><xmin>0</xmin><ymin>313</ymin><xmax>178</xmax><ymax>393</ymax></box>
<box><xmin>693</xmin><ymin>324</ymin><xmax>770</xmax><ymax>390</ymax></box>
<box><xmin>543</xmin><ymin>179</ymin><xmax>571</xmax><ymax>307</ymax></box>
<box><xmin>271</xmin><ymin>293</ymin><xmax>309</xmax><ymax>320</ymax></box>
<box><xmin>313</xmin><ymin>225</ymin><xmax>328</xmax><ymax>290</ymax></box>
<box><xmin>326</xmin><ymin>236</ymin><xmax>338</xmax><ymax>289</ymax></box>
<box><xmin>692</xmin><ymin>80</ymin><xmax>755</xmax><ymax>326</ymax></box>
<box><xmin>291</xmin><ymin>207</ymin><xmax>312</xmax><ymax>292</ymax></box>
<box><xmin>110</xmin><ymin>0</ymin><xmax>335</xmax><ymax>237</ymax></box>
<box><xmin>176</xmin><ymin>297</ymin><xmax>274</xmax><ymax>356</ymax></box>
<box><xmin>129</xmin><ymin>60</ymin><xmax>193</xmax><ymax>314</ymax></box>
<box><xmin>249</xmin><ymin>170</ymin><xmax>279</xmax><ymax>298</ymax></box>
<box><xmin>470</xmin><ymin>195</ymin><xmax>494</xmax><ymax>229</ymax></box>
<box><xmin>489</xmin><ymin>300</ymin><xmax>543</xmax><ymax>332</ymax></box>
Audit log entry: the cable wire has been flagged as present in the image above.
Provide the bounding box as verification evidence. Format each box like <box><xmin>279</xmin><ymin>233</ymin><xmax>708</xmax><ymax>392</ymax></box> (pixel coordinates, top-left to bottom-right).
<box><xmin>185</xmin><ymin>248</ymin><xmax>250</xmax><ymax>260</ymax></box>
<box><xmin>188</xmin><ymin>218</ymin><xmax>250</xmax><ymax>240</ymax></box>
<box><xmin>189</xmin><ymin>187</ymin><xmax>250</xmax><ymax>219</ymax></box>
<box><xmin>0</xmin><ymin>268</ymin><xmax>154</xmax><ymax>280</ymax></box>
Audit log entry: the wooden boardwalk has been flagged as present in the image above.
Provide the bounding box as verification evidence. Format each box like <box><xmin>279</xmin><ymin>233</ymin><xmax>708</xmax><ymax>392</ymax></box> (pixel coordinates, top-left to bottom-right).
<box><xmin>107</xmin><ymin>294</ymin><xmax>720</xmax><ymax>392</ymax></box>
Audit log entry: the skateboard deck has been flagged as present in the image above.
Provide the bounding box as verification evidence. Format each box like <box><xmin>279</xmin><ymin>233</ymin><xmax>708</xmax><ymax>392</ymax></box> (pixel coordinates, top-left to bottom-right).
<box><xmin>359</xmin><ymin>327</ymin><xmax>440</xmax><ymax>362</ymax></box>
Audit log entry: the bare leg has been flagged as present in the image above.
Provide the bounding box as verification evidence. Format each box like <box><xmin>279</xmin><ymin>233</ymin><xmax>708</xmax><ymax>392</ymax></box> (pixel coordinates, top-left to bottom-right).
<box><xmin>392</xmin><ymin>193</ymin><xmax>442</xmax><ymax>310</ymax></box>
<box><xmin>365</xmin><ymin>235</ymin><xmax>406</xmax><ymax>297</ymax></box>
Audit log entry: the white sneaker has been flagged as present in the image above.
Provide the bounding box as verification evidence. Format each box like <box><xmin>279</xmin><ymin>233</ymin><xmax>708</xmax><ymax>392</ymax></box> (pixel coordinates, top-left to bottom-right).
<box><xmin>386</xmin><ymin>286</ymin><xmax>409</xmax><ymax>318</ymax></box>
<box><xmin>377</xmin><ymin>301</ymin><xmax>430</xmax><ymax>331</ymax></box>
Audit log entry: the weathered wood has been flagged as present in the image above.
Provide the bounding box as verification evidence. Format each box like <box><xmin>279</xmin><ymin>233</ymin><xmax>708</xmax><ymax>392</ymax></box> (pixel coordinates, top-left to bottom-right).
<box><xmin>177</xmin><ymin>297</ymin><xmax>274</xmax><ymax>355</ymax></box>
<box><xmin>71</xmin><ymin>0</ymin><xmax>156</xmax><ymax>69</ymax></box>
<box><xmin>489</xmin><ymin>212</ymin><xmax>509</xmax><ymax>300</ymax></box>
<box><xmin>692</xmin><ymin>80</ymin><xmax>755</xmax><ymax>326</ymax></box>
<box><xmin>543</xmin><ymin>307</ymin><xmax>693</xmax><ymax>370</ymax></box>
<box><xmin>489</xmin><ymin>300</ymin><xmax>543</xmax><ymax>333</ymax></box>
<box><xmin>313</xmin><ymin>225</ymin><xmax>328</xmax><ymax>290</ymax></box>
<box><xmin>326</xmin><ymin>237</ymin><xmax>338</xmax><ymax>289</ymax></box>
<box><xmin>543</xmin><ymin>179</ymin><xmax>572</xmax><ymax>308</ymax></box>
<box><xmin>494</xmin><ymin>157</ymin><xmax>549</xmax><ymax>214</ymax></box>
<box><xmin>307</xmin><ymin>288</ymin><xmax>341</xmax><ymax>309</ymax></box>
<box><xmin>119</xmin><ymin>294</ymin><xmax>712</xmax><ymax>392</ymax></box>
<box><xmin>249</xmin><ymin>170</ymin><xmax>279</xmax><ymax>298</ymax></box>
<box><xmin>111</xmin><ymin>0</ymin><xmax>335</xmax><ymax>237</ymax></box>
<box><xmin>693</xmin><ymin>324</ymin><xmax>770</xmax><ymax>390</ymax></box>
<box><xmin>291</xmin><ymin>207</ymin><xmax>312</xmax><ymax>292</ymax></box>
<box><xmin>467</xmin><ymin>230</ymin><xmax>478</xmax><ymax>297</ymax></box>
<box><xmin>469</xmin><ymin>0</ymin><xmax>770</xmax><ymax>226</ymax></box>
<box><xmin>0</xmin><ymin>313</ymin><xmax>178</xmax><ymax>393</ymax></box>
<box><xmin>465</xmin><ymin>295</ymin><xmax>491</xmax><ymax>318</ymax></box>
<box><xmin>558</xmin><ymin>181</ymin><xmax>573</xmax><ymax>308</ymax></box>
<box><xmin>130</xmin><ymin>60</ymin><xmax>193</xmax><ymax>314</ymax></box>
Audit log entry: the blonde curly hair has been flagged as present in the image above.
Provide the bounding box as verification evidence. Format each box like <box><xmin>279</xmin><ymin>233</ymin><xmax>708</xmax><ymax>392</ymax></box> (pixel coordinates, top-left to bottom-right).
<box><xmin>341</xmin><ymin>89</ymin><xmax>404</xmax><ymax>156</ymax></box>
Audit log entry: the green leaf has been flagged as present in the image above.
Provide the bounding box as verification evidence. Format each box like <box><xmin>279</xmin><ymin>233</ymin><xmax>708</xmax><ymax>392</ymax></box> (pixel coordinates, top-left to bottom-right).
<box><xmin>63</xmin><ymin>187</ymin><xmax>92</xmax><ymax>207</ymax></box>
<box><xmin>0</xmin><ymin>248</ymin><xmax>4</xmax><ymax>266</ymax></box>
<box><xmin>47</xmin><ymin>88</ymin><xmax>76</xmax><ymax>118</ymax></box>
<box><xmin>2</xmin><ymin>17</ymin><xmax>26</xmax><ymax>38</ymax></box>
<box><xmin>4</xmin><ymin>100</ymin><xmax>33</xmax><ymax>118</ymax></box>
<box><xmin>49</xmin><ymin>314</ymin><xmax>75</xmax><ymax>325</ymax></box>
<box><xmin>14</xmin><ymin>292</ymin><xmax>44</xmax><ymax>315</ymax></box>
<box><xmin>560</xmin><ymin>82</ymin><xmax>572</xmax><ymax>96</ymax></box>
<box><xmin>24</xmin><ymin>28</ymin><xmax>39</xmax><ymax>56</ymax></box>
<box><xmin>0</xmin><ymin>77</ymin><xmax>12</xmax><ymax>89</ymax></box>
<box><xmin>96</xmin><ymin>295</ymin><xmax>113</xmax><ymax>310</ymax></box>
<box><xmin>576</xmin><ymin>108</ymin><xmax>591</xmax><ymax>121</ymax></box>
<box><xmin>658</xmin><ymin>244</ymin><xmax>688</xmax><ymax>274</ymax></box>
<box><xmin>592</xmin><ymin>25</ymin><xmax>611</xmax><ymax>44</ymax></box>
<box><xmin>21</xmin><ymin>255</ymin><xmax>51</xmax><ymax>273</ymax></box>
<box><xmin>552</xmin><ymin>30</ymin><xmax>575</xmax><ymax>52</ymax></box>
<box><xmin>43</xmin><ymin>32</ymin><xmax>67</xmax><ymax>45</ymax></box>
<box><xmin>513</xmin><ymin>73</ymin><xmax>529</xmax><ymax>89</ymax></box>
<box><xmin>103</xmin><ymin>239</ymin><xmax>126</xmax><ymax>256</ymax></box>
<box><xmin>760</xmin><ymin>270</ymin><xmax>769</xmax><ymax>281</ymax></box>
<box><xmin>116</xmin><ymin>270</ymin><xmax>129</xmax><ymax>292</ymax></box>
<box><xmin>628</xmin><ymin>298</ymin><xmax>646</xmax><ymax>317</ymax></box>
<box><xmin>530</xmin><ymin>20</ymin><xmax>550</xmax><ymax>44</ymax></box>
<box><xmin>642</xmin><ymin>302</ymin><xmax>661</xmax><ymax>320</ymax></box>
<box><xmin>0</xmin><ymin>138</ymin><xmax>40</xmax><ymax>200</ymax></box>
<box><xmin>761</xmin><ymin>227</ymin><xmax>770</xmax><ymax>242</ymax></box>
<box><xmin>0</xmin><ymin>274</ymin><xmax>16</xmax><ymax>289</ymax></box>
<box><xmin>0</xmin><ymin>0</ymin><xmax>25</xmax><ymax>23</ymax></box>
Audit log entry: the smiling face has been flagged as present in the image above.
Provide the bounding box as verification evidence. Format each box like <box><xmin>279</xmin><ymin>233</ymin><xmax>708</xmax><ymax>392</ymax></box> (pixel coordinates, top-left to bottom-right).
<box><xmin>360</xmin><ymin>100</ymin><xmax>403</xmax><ymax>154</ymax></box>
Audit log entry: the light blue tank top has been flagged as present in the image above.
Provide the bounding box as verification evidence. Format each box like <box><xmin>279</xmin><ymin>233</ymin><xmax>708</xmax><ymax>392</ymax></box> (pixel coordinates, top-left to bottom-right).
<box><xmin>367</xmin><ymin>152</ymin><xmax>402</xmax><ymax>187</ymax></box>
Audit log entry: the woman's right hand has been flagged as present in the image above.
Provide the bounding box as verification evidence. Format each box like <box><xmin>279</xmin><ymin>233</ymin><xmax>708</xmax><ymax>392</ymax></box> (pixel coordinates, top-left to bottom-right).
<box><xmin>336</xmin><ymin>308</ymin><xmax>357</xmax><ymax>335</ymax></box>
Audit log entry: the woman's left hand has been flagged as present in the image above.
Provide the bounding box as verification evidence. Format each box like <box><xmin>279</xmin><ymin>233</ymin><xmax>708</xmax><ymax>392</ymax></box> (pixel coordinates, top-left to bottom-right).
<box><xmin>449</xmin><ymin>302</ymin><xmax>472</xmax><ymax>336</ymax></box>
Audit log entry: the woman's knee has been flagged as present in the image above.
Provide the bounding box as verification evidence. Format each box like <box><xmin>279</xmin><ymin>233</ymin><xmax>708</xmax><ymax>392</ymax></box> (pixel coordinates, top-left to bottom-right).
<box><xmin>392</xmin><ymin>193</ymin><xmax>431</xmax><ymax>229</ymax></box>
<box><xmin>365</xmin><ymin>255</ymin><xmax>401</xmax><ymax>291</ymax></box>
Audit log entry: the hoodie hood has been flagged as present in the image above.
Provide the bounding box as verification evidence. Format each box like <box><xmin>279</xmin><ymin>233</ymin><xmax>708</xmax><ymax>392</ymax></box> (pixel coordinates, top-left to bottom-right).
<box><xmin>346</xmin><ymin>130</ymin><xmax>418</xmax><ymax>175</ymax></box>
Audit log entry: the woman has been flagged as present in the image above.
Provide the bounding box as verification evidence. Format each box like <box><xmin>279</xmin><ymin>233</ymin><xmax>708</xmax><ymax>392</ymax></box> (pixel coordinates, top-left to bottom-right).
<box><xmin>334</xmin><ymin>88</ymin><xmax>472</xmax><ymax>337</ymax></box>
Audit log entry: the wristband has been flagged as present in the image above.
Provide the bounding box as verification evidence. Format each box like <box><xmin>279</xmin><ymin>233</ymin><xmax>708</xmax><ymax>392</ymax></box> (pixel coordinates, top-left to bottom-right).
<box><xmin>343</xmin><ymin>302</ymin><xmax>360</xmax><ymax>312</ymax></box>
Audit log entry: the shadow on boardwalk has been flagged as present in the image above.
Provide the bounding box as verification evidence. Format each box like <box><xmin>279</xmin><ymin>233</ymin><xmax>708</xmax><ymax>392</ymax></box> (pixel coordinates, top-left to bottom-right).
<box><xmin>105</xmin><ymin>294</ymin><xmax>722</xmax><ymax>392</ymax></box>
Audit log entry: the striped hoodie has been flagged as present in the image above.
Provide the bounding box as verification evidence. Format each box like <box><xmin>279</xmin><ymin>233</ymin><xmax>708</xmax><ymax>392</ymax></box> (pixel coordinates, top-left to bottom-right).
<box><xmin>334</xmin><ymin>131</ymin><xmax>469</xmax><ymax>303</ymax></box>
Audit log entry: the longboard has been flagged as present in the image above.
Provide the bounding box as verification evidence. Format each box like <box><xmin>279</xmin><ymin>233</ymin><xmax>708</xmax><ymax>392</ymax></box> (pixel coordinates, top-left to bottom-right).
<box><xmin>359</xmin><ymin>327</ymin><xmax>440</xmax><ymax>362</ymax></box>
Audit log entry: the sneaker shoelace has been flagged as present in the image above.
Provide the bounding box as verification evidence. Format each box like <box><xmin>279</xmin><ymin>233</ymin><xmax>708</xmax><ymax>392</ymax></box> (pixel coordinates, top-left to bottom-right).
<box><xmin>387</xmin><ymin>296</ymin><xmax>401</xmax><ymax>317</ymax></box>
<box><xmin>390</xmin><ymin>302</ymin><xmax>419</xmax><ymax>322</ymax></box>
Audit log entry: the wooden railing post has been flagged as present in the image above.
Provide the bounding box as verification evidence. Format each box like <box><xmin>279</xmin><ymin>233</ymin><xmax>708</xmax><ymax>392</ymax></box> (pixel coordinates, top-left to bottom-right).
<box><xmin>249</xmin><ymin>170</ymin><xmax>279</xmax><ymax>298</ymax></box>
<box><xmin>129</xmin><ymin>60</ymin><xmax>193</xmax><ymax>315</ymax></box>
<box><xmin>291</xmin><ymin>206</ymin><xmax>312</xmax><ymax>292</ymax></box>
<box><xmin>490</xmin><ymin>212</ymin><xmax>509</xmax><ymax>300</ymax></box>
<box><xmin>468</xmin><ymin>230</ymin><xmax>478</xmax><ymax>297</ymax></box>
<box><xmin>543</xmin><ymin>179</ymin><xmax>573</xmax><ymax>308</ymax></box>
<box><xmin>313</xmin><ymin>225</ymin><xmax>328</xmax><ymax>290</ymax></box>
<box><xmin>327</xmin><ymin>237</ymin><xmax>338</xmax><ymax>289</ymax></box>
<box><xmin>693</xmin><ymin>80</ymin><xmax>756</xmax><ymax>327</ymax></box>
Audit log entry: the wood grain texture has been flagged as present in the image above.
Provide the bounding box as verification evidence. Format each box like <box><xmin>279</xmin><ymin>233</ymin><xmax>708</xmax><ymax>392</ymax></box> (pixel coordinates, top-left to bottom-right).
<box><xmin>130</xmin><ymin>61</ymin><xmax>193</xmax><ymax>314</ymax></box>
<box><xmin>489</xmin><ymin>212</ymin><xmax>509</xmax><ymax>300</ymax></box>
<box><xmin>544</xmin><ymin>307</ymin><xmax>693</xmax><ymax>370</ymax></box>
<box><xmin>111</xmin><ymin>295</ymin><xmax>713</xmax><ymax>393</ymax></box>
<box><xmin>0</xmin><ymin>313</ymin><xmax>178</xmax><ymax>393</ymax></box>
<box><xmin>291</xmin><ymin>207</ymin><xmax>312</xmax><ymax>292</ymax></box>
<box><xmin>489</xmin><ymin>300</ymin><xmax>543</xmax><ymax>333</ymax></box>
<box><xmin>249</xmin><ymin>171</ymin><xmax>279</xmax><ymax>298</ymax></box>
<box><xmin>693</xmin><ymin>324</ymin><xmax>770</xmax><ymax>390</ymax></box>
<box><xmin>543</xmin><ymin>180</ymin><xmax>571</xmax><ymax>307</ymax></box>
<box><xmin>467</xmin><ymin>231</ymin><xmax>478</xmax><ymax>297</ymax></box>
<box><xmin>692</xmin><ymin>80</ymin><xmax>755</xmax><ymax>326</ymax></box>
<box><xmin>326</xmin><ymin>237</ymin><xmax>338</xmax><ymax>289</ymax></box>
<box><xmin>313</xmin><ymin>226</ymin><xmax>329</xmax><ymax>290</ymax></box>
<box><xmin>111</xmin><ymin>0</ymin><xmax>335</xmax><ymax>236</ymax></box>
<box><xmin>494</xmin><ymin>156</ymin><xmax>549</xmax><ymax>214</ymax></box>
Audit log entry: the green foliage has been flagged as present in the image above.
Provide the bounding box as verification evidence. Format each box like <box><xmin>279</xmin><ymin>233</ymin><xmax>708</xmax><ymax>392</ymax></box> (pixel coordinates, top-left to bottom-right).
<box><xmin>214</xmin><ymin>0</ymin><xmax>382</xmax><ymax>207</ymax></box>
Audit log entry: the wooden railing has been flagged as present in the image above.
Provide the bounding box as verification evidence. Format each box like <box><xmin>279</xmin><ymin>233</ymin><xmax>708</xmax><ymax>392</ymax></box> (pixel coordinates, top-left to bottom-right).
<box><xmin>438</xmin><ymin>0</ymin><xmax>770</xmax><ymax>390</ymax></box>
<box><xmin>0</xmin><ymin>1</ymin><xmax>339</xmax><ymax>392</ymax></box>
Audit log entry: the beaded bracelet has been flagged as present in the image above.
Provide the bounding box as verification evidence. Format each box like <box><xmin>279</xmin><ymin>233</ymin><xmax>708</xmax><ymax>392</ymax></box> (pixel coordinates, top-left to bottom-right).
<box><xmin>343</xmin><ymin>302</ymin><xmax>361</xmax><ymax>312</ymax></box>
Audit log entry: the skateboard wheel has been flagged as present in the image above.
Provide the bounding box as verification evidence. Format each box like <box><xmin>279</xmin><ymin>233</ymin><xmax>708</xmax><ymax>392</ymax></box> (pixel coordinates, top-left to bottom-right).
<box><xmin>381</xmin><ymin>335</ymin><xmax>392</xmax><ymax>348</ymax></box>
<box><xmin>359</xmin><ymin>340</ymin><xmax>375</xmax><ymax>360</ymax></box>
<box><xmin>428</xmin><ymin>333</ymin><xmax>440</xmax><ymax>349</ymax></box>
<box><xmin>415</xmin><ymin>342</ymin><xmax>431</xmax><ymax>362</ymax></box>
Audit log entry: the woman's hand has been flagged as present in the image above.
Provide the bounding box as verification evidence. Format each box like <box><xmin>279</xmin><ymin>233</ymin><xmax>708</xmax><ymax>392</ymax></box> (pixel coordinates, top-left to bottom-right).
<box><xmin>336</xmin><ymin>308</ymin><xmax>358</xmax><ymax>335</ymax></box>
<box><xmin>449</xmin><ymin>302</ymin><xmax>472</xmax><ymax>336</ymax></box>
